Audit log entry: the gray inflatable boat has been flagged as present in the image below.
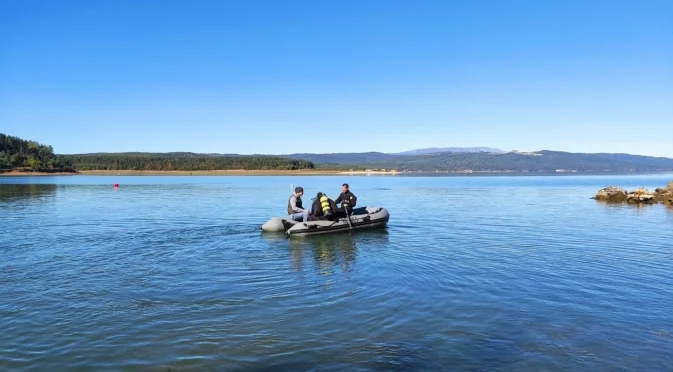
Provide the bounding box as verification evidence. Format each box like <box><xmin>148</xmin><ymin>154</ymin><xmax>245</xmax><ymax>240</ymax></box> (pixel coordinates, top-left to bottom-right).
<box><xmin>260</xmin><ymin>207</ymin><xmax>390</xmax><ymax>236</ymax></box>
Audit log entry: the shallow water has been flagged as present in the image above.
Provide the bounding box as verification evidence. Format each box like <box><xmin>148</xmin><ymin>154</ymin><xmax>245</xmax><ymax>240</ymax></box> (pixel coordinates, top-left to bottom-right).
<box><xmin>1</xmin><ymin>174</ymin><xmax>672</xmax><ymax>371</ymax></box>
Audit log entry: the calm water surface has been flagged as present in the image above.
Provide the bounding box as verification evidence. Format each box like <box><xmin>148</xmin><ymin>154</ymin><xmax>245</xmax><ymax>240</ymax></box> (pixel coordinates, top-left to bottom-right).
<box><xmin>1</xmin><ymin>175</ymin><xmax>672</xmax><ymax>371</ymax></box>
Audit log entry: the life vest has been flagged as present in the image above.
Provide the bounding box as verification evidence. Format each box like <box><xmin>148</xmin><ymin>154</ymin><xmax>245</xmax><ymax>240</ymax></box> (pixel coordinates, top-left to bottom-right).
<box><xmin>287</xmin><ymin>194</ymin><xmax>303</xmax><ymax>214</ymax></box>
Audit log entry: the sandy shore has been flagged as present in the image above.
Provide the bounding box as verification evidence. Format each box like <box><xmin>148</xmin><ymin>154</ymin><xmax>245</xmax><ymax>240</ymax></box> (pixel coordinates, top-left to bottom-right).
<box><xmin>79</xmin><ymin>169</ymin><xmax>345</xmax><ymax>176</ymax></box>
<box><xmin>338</xmin><ymin>170</ymin><xmax>400</xmax><ymax>175</ymax></box>
<box><xmin>78</xmin><ymin>170</ymin><xmax>402</xmax><ymax>176</ymax></box>
<box><xmin>1</xmin><ymin>169</ymin><xmax>402</xmax><ymax>176</ymax></box>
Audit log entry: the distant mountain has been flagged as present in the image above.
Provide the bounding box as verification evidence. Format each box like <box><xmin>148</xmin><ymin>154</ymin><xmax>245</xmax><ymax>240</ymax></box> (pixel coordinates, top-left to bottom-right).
<box><xmin>286</xmin><ymin>150</ymin><xmax>673</xmax><ymax>173</ymax></box>
<box><xmin>284</xmin><ymin>152</ymin><xmax>395</xmax><ymax>165</ymax></box>
<box><xmin>392</xmin><ymin>147</ymin><xmax>505</xmax><ymax>155</ymax></box>
<box><xmin>55</xmin><ymin>150</ymin><xmax>673</xmax><ymax>174</ymax></box>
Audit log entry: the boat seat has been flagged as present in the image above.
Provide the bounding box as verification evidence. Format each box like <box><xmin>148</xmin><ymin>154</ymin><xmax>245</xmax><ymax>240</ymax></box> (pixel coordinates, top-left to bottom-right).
<box><xmin>350</xmin><ymin>207</ymin><xmax>368</xmax><ymax>215</ymax></box>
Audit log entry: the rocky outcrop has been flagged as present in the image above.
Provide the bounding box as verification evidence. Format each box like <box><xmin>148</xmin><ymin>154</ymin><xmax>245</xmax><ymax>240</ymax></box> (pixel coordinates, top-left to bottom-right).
<box><xmin>593</xmin><ymin>186</ymin><xmax>628</xmax><ymax>202</ymax></box>
<box><xmin>654</xmin><ymin>181</ymin><xmax>673</xmax><ymax>205</ymax></box>
<box><xmin>595</xmin><ymin>181</ymin><xmax>673</xmax><ymax>205</ymax></box>
<box><xmin>626</xmin><ymin>188</ymin><xmax>656</xmax><ymax>204</ymax></box>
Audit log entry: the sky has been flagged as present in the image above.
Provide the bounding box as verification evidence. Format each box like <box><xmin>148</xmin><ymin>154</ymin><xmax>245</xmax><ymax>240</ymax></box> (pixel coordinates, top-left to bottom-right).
<box><xmin>1</xmin><ymin>0</ymin><xmax>672</xmax><ymax>156</ymax></box>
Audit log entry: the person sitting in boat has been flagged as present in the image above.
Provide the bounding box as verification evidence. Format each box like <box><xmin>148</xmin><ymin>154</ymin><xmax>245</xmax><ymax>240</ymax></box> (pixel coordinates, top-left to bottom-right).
<box><xmin>310</xmin><ymin>192</ymin><xmax>338</xmax><ymax>221</ymax></box>
<box><xmin>287</xmin><ymin>186</ymin><xmax>309</xmax><ymax>222</ymax></box>
<box><xmin>335</xmin><ymin>183</ymin><xmax>357</xmax><ymax>215</ymax></box>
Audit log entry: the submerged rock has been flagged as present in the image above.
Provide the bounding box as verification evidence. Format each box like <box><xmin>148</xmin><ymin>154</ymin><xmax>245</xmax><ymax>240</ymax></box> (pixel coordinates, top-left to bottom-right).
<box><xmin>593</xmin><ymin>186</ymin><xmax>628</xmax><ymax>202</ymax></box>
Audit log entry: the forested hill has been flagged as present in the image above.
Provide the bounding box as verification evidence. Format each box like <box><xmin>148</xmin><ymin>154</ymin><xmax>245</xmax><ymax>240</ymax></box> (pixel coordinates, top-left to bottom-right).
<box><xmin>0</xmin><ymin>133</ymin><xmax>73</xmax><ymax>172</ymax></box>
<box><xmin>61</xmin><ymin>153</ymin><xmax>315</xmax><ymax>171</ymax></box>
<box><xmin>4</xmin><ymin>132</ymin><xmax>672</xmax><ymax>173</ymax></box>
<box><xmin>64</xmin><ymin>150</ymin><xmax>673</xmax><ymax>173</ymax></box>
<box><xmin>285</xmin><ymin>150</ymin><xmax>673</xmax><ymax>173</ymax></box>
<box><xmin>2</xmin><ymin>134</ymin><xmax>314</xmax><ymax>172</ymax></box>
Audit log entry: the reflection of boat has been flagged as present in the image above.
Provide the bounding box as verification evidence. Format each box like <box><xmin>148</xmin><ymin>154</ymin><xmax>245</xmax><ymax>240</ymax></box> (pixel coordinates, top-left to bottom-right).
<box><xmin>260</xmin><ymin>207</ymin><xmax>390</xmax><ymax>236</ymax></box>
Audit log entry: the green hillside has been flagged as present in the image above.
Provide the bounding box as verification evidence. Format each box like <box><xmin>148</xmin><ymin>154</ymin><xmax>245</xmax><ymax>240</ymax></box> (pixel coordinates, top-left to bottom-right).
<box><xmin>61</xmin><ymin>153</ymin><xmax>315</xmax><ymax>171</ymax></box>
<box><xmin>0</xmin><ymin>133</ymin><xmax>74</xmax><ymax>172</ymax></box>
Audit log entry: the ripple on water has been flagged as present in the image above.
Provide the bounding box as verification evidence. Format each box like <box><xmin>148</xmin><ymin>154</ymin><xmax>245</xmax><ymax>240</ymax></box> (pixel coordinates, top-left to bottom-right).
<box><xmin>2</xmin><ymin>176</ymin><xmax>673</xmax><ymax>370</ymax></box>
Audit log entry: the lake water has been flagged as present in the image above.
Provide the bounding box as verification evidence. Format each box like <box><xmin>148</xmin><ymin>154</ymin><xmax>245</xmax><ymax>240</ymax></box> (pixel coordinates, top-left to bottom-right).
<box><xmin>1</xmin><ymin>174</ymin><xmax>672</xmax><ymax>371</ymax></box>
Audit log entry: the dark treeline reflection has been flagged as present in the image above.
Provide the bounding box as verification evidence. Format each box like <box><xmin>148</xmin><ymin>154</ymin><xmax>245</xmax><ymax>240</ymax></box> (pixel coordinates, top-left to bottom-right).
<box><xmin>0</xmin><ymin>184</ymin><xmax>57</xmax><ymax>203</ymax></box>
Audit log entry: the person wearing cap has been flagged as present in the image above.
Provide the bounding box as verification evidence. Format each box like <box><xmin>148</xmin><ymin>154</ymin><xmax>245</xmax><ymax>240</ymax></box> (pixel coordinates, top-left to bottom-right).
<box><xmin>287</xmin><ymin>186</ymin><xmax>309</xmax><ymax>222</ymax></box>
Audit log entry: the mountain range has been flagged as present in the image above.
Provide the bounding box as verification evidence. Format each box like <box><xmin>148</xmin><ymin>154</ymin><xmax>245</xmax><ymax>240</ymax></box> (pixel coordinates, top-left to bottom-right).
<box><xmin>5</xmin><ymin>131</ymin><xmax>672</xmax><ymax>174</ymax></box>
<box><xmin>59</xmin><ymin>148</ymin><xmax>673</xmax><ymax>173</ymax></box>
<box><xmin>279</xmin><ymin>149</ymin><xmax>673</xmax><ymax>173</ymax></box>
<box><xmin>391</xmin><ymin>147</ymin><xmax>505</xmax><ymax>155</ymax></box>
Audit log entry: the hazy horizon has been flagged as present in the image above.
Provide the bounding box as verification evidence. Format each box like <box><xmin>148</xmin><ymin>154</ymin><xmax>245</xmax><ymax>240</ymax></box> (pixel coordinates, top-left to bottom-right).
<box><xmin>2</xmin><ymin>1</ymin><xmax>671</xmax><ymax>156</ymax></box>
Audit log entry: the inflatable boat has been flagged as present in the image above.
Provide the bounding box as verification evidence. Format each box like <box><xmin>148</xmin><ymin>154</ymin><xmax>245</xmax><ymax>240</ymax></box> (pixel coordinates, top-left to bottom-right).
<box><xmin>260</xmin><ymin>207</ymin><xmax>390</xmax><ymax>236</ymax></box>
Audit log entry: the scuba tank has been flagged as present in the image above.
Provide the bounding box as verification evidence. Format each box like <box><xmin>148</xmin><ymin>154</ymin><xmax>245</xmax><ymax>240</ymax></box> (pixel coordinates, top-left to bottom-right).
<box><xmin>320</xmin><ymin>194</ymin><xmax>333</xmax><ymax>217</ymax></box>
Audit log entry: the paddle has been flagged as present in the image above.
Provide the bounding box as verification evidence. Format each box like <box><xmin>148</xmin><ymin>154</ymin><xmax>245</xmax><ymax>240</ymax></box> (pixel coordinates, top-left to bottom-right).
<box><xmin>344</xmin><ymin>204</ymin><xmax>353</xmax><ymax>234</ymax></box>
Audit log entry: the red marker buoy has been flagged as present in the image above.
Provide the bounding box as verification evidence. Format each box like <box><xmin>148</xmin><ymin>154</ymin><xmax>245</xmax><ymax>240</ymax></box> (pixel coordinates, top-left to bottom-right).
<box><xmin>113</xmin><ymin>183</ymin><xmax>119</xmax><ymax>188</ymax></box>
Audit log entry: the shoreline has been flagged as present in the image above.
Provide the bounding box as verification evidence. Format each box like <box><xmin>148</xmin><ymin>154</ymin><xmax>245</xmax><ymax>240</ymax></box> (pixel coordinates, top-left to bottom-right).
<box><xmin>2</xmin><ymin>169</ymin><xmax>672</xmax><ymax>177</ymax></box>
<box><xmin>79</xmin><ymin>170</ymin><xmax>351</xmax><ymax>176</ymax></box>
<box><xmin>0</xmin><ymin>169</ymin><xmax>397</xmax><ymax>176</ymax></box>
<box><xmin>0</xmin><ymin>170</ymin><xmax>79</xmax><ymax>176</ymax></box>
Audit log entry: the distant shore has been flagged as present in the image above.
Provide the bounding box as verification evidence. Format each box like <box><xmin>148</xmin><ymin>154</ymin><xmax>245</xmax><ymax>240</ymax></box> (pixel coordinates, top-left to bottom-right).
<box><xmin>79</xmin><ymin>169</ymin><xmax>344</xmax><ymax>176</ymax></box>
<box><xmin>0</xmin><ymin>170</ymin><xmax>78</xmax><ymax>176</ymax></box>
<box><xmin>78</xmin><ymin>169</ymin><xmax>400</xmax><ymax>176</ymax></box>
<box><xmin>2</xmin><ymin>169</ymin><xmax>671</xmax><ymax>177</ymax></box>
<box><xmin>1</xmin><ymin>169</ymin><xmax>400</xmax><ymax>176</ymax></box>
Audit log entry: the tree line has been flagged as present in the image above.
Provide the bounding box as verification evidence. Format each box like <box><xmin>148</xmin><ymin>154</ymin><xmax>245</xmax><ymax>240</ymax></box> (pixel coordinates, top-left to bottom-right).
<box><xmin>61</xmin><ymin>153</ymin><xmax>315</xmax><ymax>171</ymax></box>
<box><xmin>2</xmin><ymin>134</ymin><xmax>315</xmax><ymax>172</ymax></box>
<box><xmin>0</xmin><ymin>133</ymin><xmax>73</xmax><ymax>171</ymax></box>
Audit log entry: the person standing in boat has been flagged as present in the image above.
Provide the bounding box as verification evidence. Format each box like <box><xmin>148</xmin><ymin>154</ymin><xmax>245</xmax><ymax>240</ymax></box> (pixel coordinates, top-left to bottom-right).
<box><xmin>335</xmin><ymin>183</ymin><xmax>357</xmax><ymax>215</ymax></box>
<box><xmin>288</xmin><ymin>186</ymin><xmax>309</xmax><ymax>222</ymax></box>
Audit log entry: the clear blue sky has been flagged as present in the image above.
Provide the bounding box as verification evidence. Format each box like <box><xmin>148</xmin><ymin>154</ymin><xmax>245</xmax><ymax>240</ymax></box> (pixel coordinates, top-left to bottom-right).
<box><xmin>1</xmin><ymin>0</ymin><xmax>672</xmax><ymax>156</ymax></box>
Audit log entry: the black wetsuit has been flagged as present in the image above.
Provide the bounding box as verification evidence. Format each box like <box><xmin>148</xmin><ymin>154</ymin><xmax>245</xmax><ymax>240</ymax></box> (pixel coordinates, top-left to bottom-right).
<box><xmin>335</xmin><ymin>190</ymin><xmax>357</xmax><ymax>214</ymax></box>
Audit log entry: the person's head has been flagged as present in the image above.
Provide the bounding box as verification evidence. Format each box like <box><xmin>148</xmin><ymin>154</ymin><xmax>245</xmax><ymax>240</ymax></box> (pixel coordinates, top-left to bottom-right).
<box><xmin>341</xmin><ymin>183</ymin><xmax>349</xmax><ymax>193</ymax></box>
<box><xmin>295</xmin><ymin>186</ymin><xmax>304</xmax><ymax>196</ymax></box>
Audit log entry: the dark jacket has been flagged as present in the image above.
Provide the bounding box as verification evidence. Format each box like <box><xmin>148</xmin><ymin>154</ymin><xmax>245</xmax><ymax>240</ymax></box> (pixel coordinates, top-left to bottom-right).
<box><xmin>335</xmin><ymin>190</ymin><xmax>357</xmax><ymax>210</ymax></box>
<box><xmin>310</xmin><ymin>198</ymin><xmax>323</xmax><ymax>217</ymax></box>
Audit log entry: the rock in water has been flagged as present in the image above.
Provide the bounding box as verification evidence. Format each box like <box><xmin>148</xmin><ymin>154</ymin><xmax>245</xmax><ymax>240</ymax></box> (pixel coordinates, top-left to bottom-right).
<box><xmin>593</xmin><ymin>186</ymin><xmax>628</xmax><ymax>202</ymax></box>
<box><xmin>627</xmin><ymin>188</ymin><xmax>655</xmax><ymax>204</ymax></box>
<box><xmin>595</xmin><ymin>181</ymin><xmax>673</xmax><ymax>205</ymax></box>
<box><xmin>654</xmin><ymin>181</ymin><xmax>673</xmax><ymax>205</ymax></box>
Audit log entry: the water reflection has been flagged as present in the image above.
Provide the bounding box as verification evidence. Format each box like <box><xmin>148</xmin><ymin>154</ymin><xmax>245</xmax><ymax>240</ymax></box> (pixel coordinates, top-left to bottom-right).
<box><xmin>594</xmin><ymin>201</ymin><xmax>664</xmax><ymax>216</ymax></box>
<box><xmin>286</xmin><ymin>231</ymin><xmax>390</xmax><ymax>276</ymax></box>
<box><xmin>0</xmin><ymin>184</ymin><xmax>57</xmax><ymax>203</ymax></box>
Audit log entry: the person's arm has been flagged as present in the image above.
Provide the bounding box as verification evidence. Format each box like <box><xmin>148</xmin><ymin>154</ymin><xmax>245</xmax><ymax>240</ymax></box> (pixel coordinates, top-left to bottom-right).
<box><xmin>351</xmin><ymin>193</ymin><xmax>357</xmax><ymax>207</ymax></box>
<box><xmin>334</xmin><ymin>193</ymin><xmax>342</xmax><ymax>204</ymax></box>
